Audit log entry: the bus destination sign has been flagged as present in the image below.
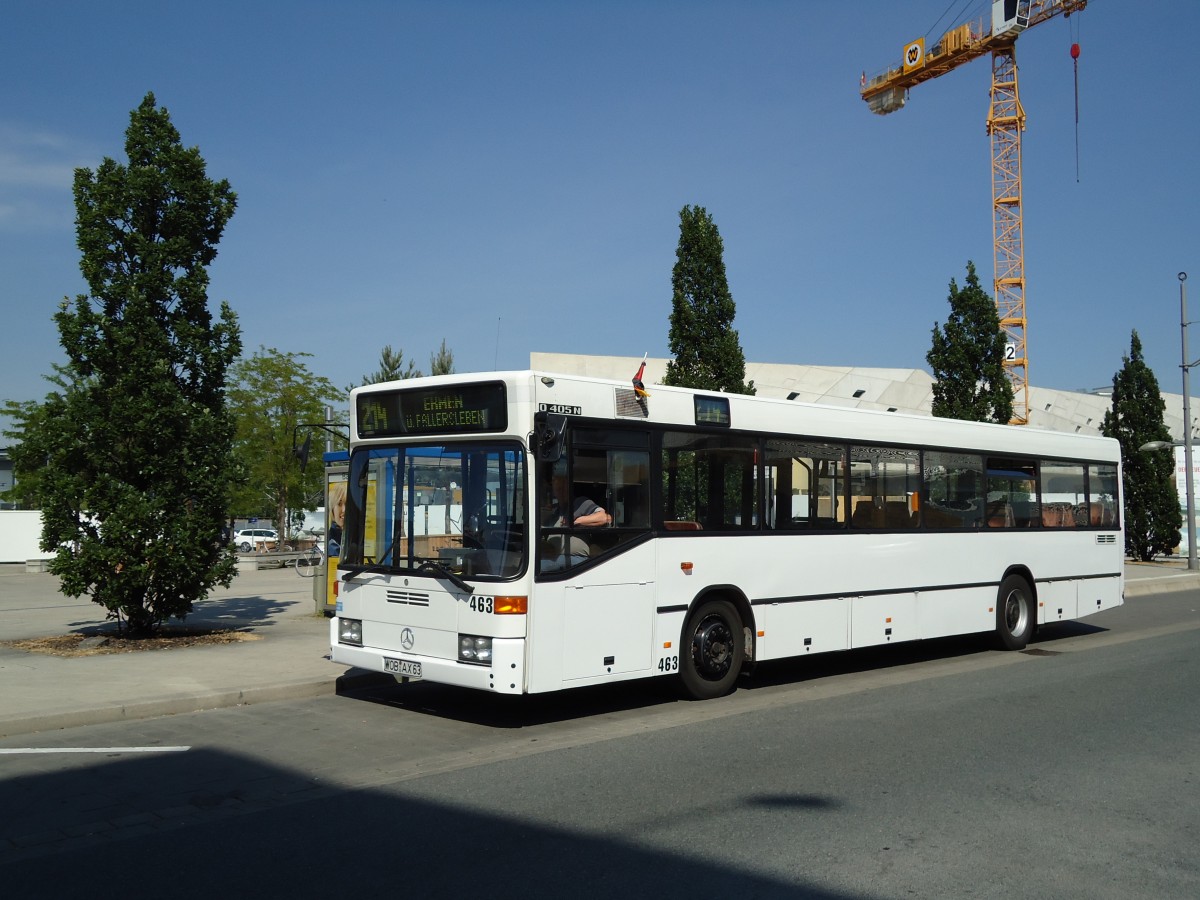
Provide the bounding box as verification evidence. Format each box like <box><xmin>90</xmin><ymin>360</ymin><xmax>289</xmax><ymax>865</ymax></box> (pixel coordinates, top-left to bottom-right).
<box><xmin>357</xmin><ymin>383</ymin><xmax>508</xmax><ymax>438</ymax></box>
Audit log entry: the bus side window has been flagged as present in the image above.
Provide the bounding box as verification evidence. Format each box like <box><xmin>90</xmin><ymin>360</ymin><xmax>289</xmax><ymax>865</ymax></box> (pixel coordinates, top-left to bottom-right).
<box><xmin>850</xmin><ymin>444</ymin><xmax>919</xmax><ymax>530</ymax></box>
<box><xmin>607</xmin><ymin>450</ymin><xmax>650</xmax><ymax>529</ymax></box>
<box><xmin>1087</xmin><ymin>463</ymin><xmax>1120</xmax><ymax>528</ymax></box>
<box><xmin>764</xmin><ymin>439</ymin><xmax>846</xmax><ymax>530</ymax></box>
<box><xmin>541</xmin><ymin>437</ymin><xmax>651</xmax><ymax>571</ymax></box>
<box><xmin>986</xmin><ymin>457</ymin><xmax>1037</xmax><ymax>529</ymax></box>
<box><xmin>662</xmin><ymin>432</ymin><xmax>759</xmax><ymax>531</ymax></box>
<box><xmin>1040</xmin><ymin>461</ymin><xmax>1085</xmax><ymax>528</ymax></box>
<box><xmin>923</xmin><ymin>451</ymin><xmax>984</xmax><ymax>529</ymax></box>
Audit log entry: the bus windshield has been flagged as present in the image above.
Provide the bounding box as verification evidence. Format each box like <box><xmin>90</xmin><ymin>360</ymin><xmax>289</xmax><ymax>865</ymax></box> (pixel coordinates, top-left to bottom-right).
<box><xmin>341</xmin><ymin>441</ymin><xmax>528</xmax><ymax>579</ymax></box>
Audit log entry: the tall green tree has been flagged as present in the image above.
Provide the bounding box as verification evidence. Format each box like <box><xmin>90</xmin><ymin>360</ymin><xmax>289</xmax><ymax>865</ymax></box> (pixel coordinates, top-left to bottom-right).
<box><xmin>360</xmin><ymin>344</ymin><xmax>419</xmax><ymax>385</ymax></box>
<box><xmin>2</xmin><ymin>381</ymin><xmax>65</xmax><ymax>508</ymax></box>
<box><xmin>228</xmin><ymin>347</ymin><xmax>343</xmax><ymax>537</ymax></box>
<box><xmin>12</xmin><ymin>93</ymin><xmax>241</xmax><ymax>634</ymax></box>
<box><xmin>663</xmin><ymin>205</ymin><xmax>755</xmax><ymax>395</ymax></box>
<box><xmin>3</xmin><ymin>363</ymin><xmax>93</xmax><ymax>509</ymax></box>
<box><xmin>429</xmin><ymin>338</ymin><xmax>455</xmax><ymax>376</ymax></box>
<box><xmin>1101</xmin><ymin>330</ymin><xmax>1181</xmax><ymax>561</ymax></box>
<box><xmin>926</xmin><ymin>261</ymin><xmax>1014</xmax><ymax>423</ymax></box>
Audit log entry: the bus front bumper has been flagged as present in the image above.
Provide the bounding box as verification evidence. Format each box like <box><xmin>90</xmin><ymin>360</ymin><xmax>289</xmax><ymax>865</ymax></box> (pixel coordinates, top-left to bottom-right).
<box><xmin>330</xmin><ymin>627</ymin><xmax>526</xmax><ymax>694</ymax></box>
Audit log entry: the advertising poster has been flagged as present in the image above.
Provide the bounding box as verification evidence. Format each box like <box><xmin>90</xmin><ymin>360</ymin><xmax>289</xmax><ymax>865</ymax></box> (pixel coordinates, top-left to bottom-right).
<box><xmin>324</xmin><ymin>471</ymin><xmax>347</xmax><ymax>611</ymax></box>
<box><xmin>1175</xmin><ymin>446</ymin><xmax>1200</xmax><ymax>555</ymax></box>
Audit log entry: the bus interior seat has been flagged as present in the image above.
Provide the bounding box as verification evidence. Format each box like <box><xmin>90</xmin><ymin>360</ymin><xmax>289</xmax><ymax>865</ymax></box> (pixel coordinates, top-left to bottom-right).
<box><xmin>1086</xmin><ymin>502</ymin><xmax>1114</xmax><ymax>526</ymax></box>
<box><xmin>885</xmin><ymin>501</ymin><xmax>914</xmax><ymax>528</ymax></box>
<box><xmin>1042</xmin><ymin>503</ymin><xmax>1076</xmax><ymax>527</ymax></box>
<box><xmin>852</xmin><ymin>500</ymin><xmax>878</xmax><ymax>528</ymax></box>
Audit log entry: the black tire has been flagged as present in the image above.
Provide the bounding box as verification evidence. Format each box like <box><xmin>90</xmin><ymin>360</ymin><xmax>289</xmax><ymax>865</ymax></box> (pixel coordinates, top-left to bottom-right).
<box><xmin>995</xmin><ymin>574</ymin><xmax>1034</xmax><ymax>650</ymax></box>
<box><xmin>238</xmin><ymin>541</ymin><xmax>252</xmax><ymax>553</ymax></box>
<box><xmin>680</xmin><ymin>599</ymin><xmax>745</xmax><ymax>700</ymax></box>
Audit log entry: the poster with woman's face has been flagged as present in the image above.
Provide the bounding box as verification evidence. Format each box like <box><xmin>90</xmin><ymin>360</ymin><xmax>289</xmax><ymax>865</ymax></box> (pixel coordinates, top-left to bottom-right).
<box><xmin>327</xmin><ymin>477</ymin><xmax>347</xmax><ymax>557</ymax></box>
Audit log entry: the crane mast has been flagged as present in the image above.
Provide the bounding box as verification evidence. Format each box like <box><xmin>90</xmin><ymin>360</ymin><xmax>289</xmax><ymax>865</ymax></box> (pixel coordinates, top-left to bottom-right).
<box><xmin>862</xmin><ymin>1</ymin><xmax>1088</xmax><ymax>425</ymax></box>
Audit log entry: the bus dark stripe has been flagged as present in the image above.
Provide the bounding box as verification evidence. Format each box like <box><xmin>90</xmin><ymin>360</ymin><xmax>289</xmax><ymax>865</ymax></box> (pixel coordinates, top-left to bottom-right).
<box><xmin>749</xmin><ymin>571</ymin><xmax>1121</xmax><ymax>607</ymax></box>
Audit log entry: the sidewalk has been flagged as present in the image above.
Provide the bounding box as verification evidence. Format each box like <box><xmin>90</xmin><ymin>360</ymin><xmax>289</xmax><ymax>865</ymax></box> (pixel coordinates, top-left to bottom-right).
<box><xmin>1122</xmin><ymin>556</ymin><xmax>1200</xmax><ymax>596</ymax></box>
<box><xmin>0</xmin><ymin>562</ymin><xmax>380</xmax><ymax>739</ymax></box>
<box><xmin>1</xmin><ymin>559</ymin><xmax>1198</xmax><ymax>739</ymax></box>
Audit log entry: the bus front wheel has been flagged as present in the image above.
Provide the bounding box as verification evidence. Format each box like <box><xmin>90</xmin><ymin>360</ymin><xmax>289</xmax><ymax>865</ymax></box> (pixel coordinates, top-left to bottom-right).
<box><xmin>995</xmin><ymin>574</ymin><xmax>1034</xmax><ymax>651</ymax></box>
<box><xmin>680</xmin><ymin>599</ymin><xmax>744</xmax><ymax>700</ymax></box>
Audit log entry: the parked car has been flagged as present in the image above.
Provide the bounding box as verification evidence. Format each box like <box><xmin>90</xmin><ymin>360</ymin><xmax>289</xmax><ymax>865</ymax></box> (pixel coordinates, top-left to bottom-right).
<box><xmin>233</xmin><ymin>528</ymin><xmax>279</xmax><ymax>552</ymax></box>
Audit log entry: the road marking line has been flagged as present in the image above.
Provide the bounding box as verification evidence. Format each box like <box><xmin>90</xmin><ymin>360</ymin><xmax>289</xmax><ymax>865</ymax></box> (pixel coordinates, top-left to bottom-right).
<box><xmin>0</xmin><ymin>746</ymin><xmax>190</xmax><ymax>754</ymax></box>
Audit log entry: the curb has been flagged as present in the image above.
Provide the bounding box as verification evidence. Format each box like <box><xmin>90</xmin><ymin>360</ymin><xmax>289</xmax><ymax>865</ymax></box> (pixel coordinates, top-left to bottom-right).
<box><xmin>1124</xmin><ymin>574</ymin><xmax>1200</xmax><ymax>598</ymax></box>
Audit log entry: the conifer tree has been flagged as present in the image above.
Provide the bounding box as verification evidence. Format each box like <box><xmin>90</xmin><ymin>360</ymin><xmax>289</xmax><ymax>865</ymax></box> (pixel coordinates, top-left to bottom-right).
<box><xmin>429</xmin><ymin>338</ymin><xmax>455</xmax><ymax>376</ymax></box>
<box><xmin>663</xmin><ymin>205</ymin><xmax>754</xmax><ymax>395</ymax></box>
<box><xmin>1101</xmin><ymin>330</ymin><xmax>1181</xmax><ymax>560</ymax></box>
<box><xmin>354</xmin><ymin>340</ymin><xmax>454</xmax><ymax>388</ymax></box>
<box><xmin>361</xmin><ymin>345</ymin><xmax>419</xmax><ymax>384</ymax></box>
<box><xmin>25</xmin><ymin>93</ymin><xmax>241</xmax><ymax>634</ymax></box>
<box><xmin>926</xmin><ymin>261</ymin><xmax>1013</xmax><ymax>423</ymax></box>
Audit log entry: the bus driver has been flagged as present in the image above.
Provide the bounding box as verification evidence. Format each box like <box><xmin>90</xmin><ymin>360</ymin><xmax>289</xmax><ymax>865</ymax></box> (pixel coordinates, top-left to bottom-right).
<box><xmin>540</xmin><ymin>467</ymin><xmax>609</xmax><ymax>572</ymax></box>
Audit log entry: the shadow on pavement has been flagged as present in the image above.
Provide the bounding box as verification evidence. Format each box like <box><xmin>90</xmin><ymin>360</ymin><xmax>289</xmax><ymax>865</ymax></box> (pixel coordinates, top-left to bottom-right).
<box><xmin>189</xmin><ymin>593</ymin><xmax>301</xmax><ymax>629</ymax></box>
<box><xmin>0</xmin><ymin>748</ymin><xmax>867</xmax><ymax>900</ymax></box>
<box><xmin>57</xmin><ymin>594</ymin><xmax>302</xmax><ymax>638</ymax></box>
<box><xmin>339</xmin><ymin>620</ymin><xmax>1113</xmax><ymax>731</ymax></box>
<box><xmin>342</xmin><ymin>673</ymin><xmax>683</xmax><ymax>729</ymax></box>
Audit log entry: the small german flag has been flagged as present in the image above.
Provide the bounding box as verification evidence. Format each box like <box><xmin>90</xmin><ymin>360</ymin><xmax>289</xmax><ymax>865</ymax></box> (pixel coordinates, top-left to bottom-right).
<box><xmin>632</xmin><ymin>353</ymin><xmax>650</xmax><ymax>399</ymax></box>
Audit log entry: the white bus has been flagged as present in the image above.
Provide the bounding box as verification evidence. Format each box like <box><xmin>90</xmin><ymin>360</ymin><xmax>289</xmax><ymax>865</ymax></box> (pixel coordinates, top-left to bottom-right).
<box><xmin>330</xmin><ymin>370</ymin><xmax>1123</xmax><ymax>700</ymax></box>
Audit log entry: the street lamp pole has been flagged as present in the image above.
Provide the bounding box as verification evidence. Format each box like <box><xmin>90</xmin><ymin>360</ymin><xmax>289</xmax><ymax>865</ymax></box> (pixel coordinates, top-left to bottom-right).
<box><xmin>1180</xmin><ymin>272</ymin><xmax>1196</xmax><ymax>570</ymax></box>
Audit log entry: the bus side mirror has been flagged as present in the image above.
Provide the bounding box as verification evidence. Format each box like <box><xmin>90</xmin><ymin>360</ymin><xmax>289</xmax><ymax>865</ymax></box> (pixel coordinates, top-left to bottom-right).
<box><xmin>535</xmin><ymin>414</ymin><xmax>568</xmax><ymax>461</ymax></box>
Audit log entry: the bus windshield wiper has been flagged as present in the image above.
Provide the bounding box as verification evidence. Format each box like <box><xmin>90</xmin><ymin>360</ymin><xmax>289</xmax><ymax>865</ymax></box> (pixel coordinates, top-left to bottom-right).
<box><xmin>417</xmin><ymin>558</ymin><xmax>473</xmax><ymax>593</ymax></box>
<box><xmin>342</xmin><ymin>528</ymin><xmax>405</xmax><ymax>581</ymax></box>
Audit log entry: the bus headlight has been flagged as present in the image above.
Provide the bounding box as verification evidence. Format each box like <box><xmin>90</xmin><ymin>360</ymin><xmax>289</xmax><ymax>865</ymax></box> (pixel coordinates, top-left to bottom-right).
<box><xmin>338</xmin><ymin>618</ymin><xmax>363</xmax><ymax>646</ymax></box>
<box><xmin>459</xmin><ymin>634</ymin><xmax>492</xmax><ymax>665</ymax></box>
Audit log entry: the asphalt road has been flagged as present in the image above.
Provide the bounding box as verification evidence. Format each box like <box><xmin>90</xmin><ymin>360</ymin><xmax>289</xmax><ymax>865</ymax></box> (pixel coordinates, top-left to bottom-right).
<box><xmin>2</xmin><ymin>589</ymin><xmax>1197</xmax><ymax>899</ymax></box>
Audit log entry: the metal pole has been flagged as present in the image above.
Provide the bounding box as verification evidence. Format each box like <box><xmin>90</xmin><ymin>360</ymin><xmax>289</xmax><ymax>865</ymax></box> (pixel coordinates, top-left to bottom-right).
<box><xmin>1181</xmin><ymin>272</ymin><xmax>1196</xmax><ymax>570</ymax></box>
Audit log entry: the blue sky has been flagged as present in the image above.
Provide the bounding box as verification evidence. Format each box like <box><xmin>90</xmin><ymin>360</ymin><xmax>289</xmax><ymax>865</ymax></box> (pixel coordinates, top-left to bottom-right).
<box><xmin>2</xmin><ymin>1</ymin><xmax>1197</xmax><ymax>432</ymax></box>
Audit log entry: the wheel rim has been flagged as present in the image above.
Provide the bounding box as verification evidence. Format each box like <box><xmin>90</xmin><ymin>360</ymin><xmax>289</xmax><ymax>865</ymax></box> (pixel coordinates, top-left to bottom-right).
<box><xmin>691</xmin><ymin>614</ymin><xmax>734</xmax><ymax>681</ymax></box>
<box><xmin>1003</xmin><ymin>589</ymin><xmax>1028</xmax><ymax>636</ymax></box>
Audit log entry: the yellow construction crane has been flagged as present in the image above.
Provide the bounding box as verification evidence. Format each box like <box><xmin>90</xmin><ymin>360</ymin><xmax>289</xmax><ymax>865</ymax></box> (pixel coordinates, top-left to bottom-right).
<box><xmin>861</xmin><ymin>0</ymin><xmax>1088</xmax><ymax>425</ymax></box>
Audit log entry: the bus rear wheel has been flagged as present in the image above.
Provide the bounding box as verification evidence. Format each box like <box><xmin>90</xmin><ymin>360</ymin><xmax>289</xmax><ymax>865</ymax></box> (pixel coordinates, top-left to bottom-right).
<box><xmin>680</xmin><ymin>599</ymin><xmax>744</xmax><ymax>700</ymax></box>
<box><xmin>995</xmin><ymin>574</ymin><xmax>1034</xmax><ymax>651</ymax></box>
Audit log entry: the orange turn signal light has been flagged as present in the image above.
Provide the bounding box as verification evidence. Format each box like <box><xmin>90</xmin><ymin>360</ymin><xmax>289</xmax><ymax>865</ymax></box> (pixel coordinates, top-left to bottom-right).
<box><xmin>494</xmin><ymin>595</ymin><xmax>528</xmax><ymax>615</ymax></box>
<box><xmin>681</xmin><ymin>562</ymin><xmax>694</xmax><ymax>573</ymax></box>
